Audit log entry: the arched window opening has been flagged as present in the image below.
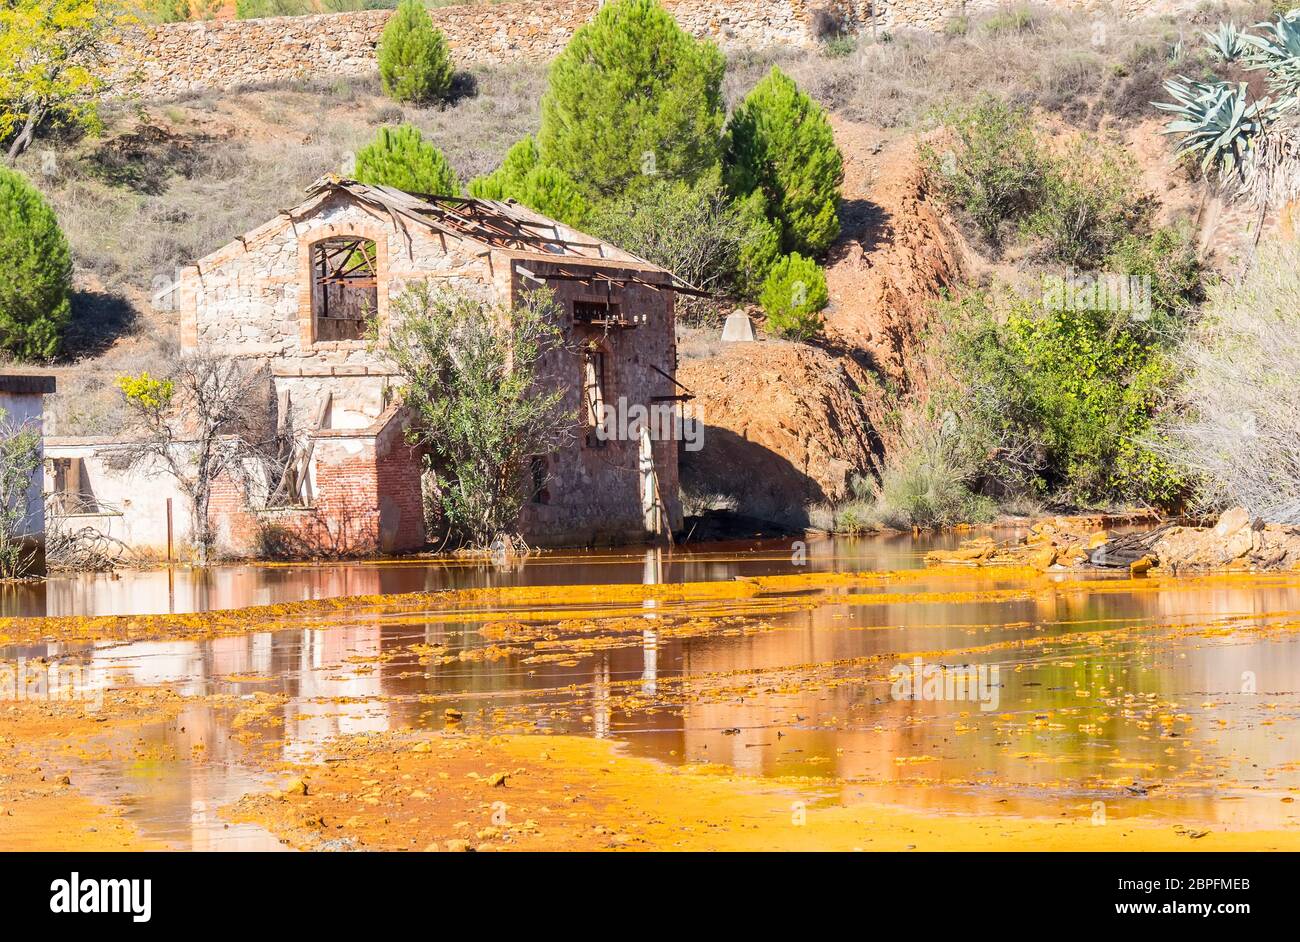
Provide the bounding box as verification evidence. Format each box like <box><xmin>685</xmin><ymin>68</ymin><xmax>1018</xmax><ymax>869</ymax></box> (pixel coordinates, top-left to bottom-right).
<box><xmin>311</xmin><ymin>237</ymin><xmax>378</xmax><ymax>342</ymax></box>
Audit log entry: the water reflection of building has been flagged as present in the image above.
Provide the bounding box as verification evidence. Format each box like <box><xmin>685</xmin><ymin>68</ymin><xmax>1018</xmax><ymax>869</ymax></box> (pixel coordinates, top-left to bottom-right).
<box><xmin>284</xmin><ymin>624</ymin><xmax>390</xmax><ymax>761</ymax></box>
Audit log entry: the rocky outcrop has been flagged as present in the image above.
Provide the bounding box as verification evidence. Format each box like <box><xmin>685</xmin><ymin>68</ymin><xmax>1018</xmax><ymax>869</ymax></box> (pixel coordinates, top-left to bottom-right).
<box><xmin>1151</xmin><ymin>508</ymin><xmax>1300</xmax><ymax>572</ymax></box>
<box><xmin>822</xmin><ymin>123</ymin><xmax>967</xmax><ymax>393</ymax></box>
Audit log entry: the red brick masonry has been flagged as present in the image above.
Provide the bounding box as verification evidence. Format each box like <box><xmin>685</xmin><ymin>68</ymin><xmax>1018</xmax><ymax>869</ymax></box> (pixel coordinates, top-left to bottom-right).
<box><xmin>209</xmin><ymin>406</ymin><xmax>425</xmax><ymax>558</ymax></box>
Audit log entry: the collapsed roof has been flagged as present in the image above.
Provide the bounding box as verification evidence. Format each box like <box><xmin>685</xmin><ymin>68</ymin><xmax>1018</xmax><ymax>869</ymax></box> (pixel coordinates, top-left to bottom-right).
<box><xmin>299</xmin><ymin>176</ymin><xmax>707</xmax><ymax>297</ymax></box>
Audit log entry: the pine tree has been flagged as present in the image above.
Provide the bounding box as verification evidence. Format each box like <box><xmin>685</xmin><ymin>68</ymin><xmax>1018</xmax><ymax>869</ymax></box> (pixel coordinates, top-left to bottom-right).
<box><xmin>726</xmin><ymin>67</ymin><xmax>844</xmax><ymax>256</ymax></box>
<box><xmin>354</xmin><ymin>124</ymin><xmax>461</xmax><ymax>195</ymax></box>
<box><xmin>377</xmin><ymin>0</ymin><xmax>454</xmax><ymax>104</ymax></box>
<box><xmin>0</xmin><ymin>167</ymin><xmax>71</xmax><ymax>361</ymax></box>
<box><xmin>759</xmin><ymin>253</ymin><xmax>828</xmax><ymax>341</ymax></box>
<box><xmin>537</xmin><ymin>0</ymin><xmax>725</xmax><ymax>199</ymax></box>
<box><xmin>469</xmin><ymin>137</ymin><xmax>589</xmax><ymax>227</ymax></box>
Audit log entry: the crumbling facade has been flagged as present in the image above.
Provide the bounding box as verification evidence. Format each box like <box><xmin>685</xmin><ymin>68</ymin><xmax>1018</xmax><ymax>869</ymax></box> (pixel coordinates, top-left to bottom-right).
<box><xmin>155</xmin><ymin>178</ymin><xmax>687</xmax><ymax>556</ymax></box>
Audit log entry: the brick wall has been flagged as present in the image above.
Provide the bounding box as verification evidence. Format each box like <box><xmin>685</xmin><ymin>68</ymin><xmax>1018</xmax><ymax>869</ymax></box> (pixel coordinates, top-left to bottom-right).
<box><xmin>102</xmin><ymin>0</ymin><xmax>1190</xmax><ymax>99</ymax></box>
<box><xmin>209</xmin><ymin>409</ymin><xmax>426</xmax><ymax>558</ymax></box>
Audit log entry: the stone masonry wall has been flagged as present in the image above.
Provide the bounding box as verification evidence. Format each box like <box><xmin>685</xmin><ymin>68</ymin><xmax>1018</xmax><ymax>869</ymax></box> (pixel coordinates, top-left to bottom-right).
<box><xmin>103</xmin><ymin>0</ymin><xmax>1187</xmax><ymax>99</ymax></box>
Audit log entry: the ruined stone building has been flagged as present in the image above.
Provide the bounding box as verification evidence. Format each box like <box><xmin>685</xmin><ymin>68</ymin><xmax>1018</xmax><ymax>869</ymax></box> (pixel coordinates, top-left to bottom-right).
<box><xmin>45</xmin><ymin>178</ymin><xmax>691</xmax><ymax>559</ymax></box>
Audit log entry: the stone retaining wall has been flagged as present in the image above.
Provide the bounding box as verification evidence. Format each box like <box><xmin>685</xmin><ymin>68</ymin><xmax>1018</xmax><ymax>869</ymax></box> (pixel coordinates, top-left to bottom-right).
<box><xmin>102</xmin><ymin>0</ymin><xmax>1185</xmax><ymax>99</ymax></box>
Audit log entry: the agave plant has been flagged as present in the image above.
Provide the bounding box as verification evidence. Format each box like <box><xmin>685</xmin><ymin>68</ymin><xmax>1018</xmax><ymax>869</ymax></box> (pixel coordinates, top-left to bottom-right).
<box><xmin>1153</xmin><ymin>78</ymin><xmax>1274</xmax><ymax>178</ymax></box>
<box><xmin>1204</xmin><ymin>21</ymin><xmax>1248</xmax><ymax>62</ymax></box>
<box><xmin>1243</xmin><ymin>14</ymin><xmax>1300</xmax><ymax>94</ymax></box>
<box><xmin>1238</xmin><ymin>115</ymin><xmax>1300</xmax><ymax>210</ymax></box>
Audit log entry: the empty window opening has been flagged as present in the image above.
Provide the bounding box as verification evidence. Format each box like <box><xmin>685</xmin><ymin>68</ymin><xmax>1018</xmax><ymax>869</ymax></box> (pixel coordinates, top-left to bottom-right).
<box><xmin>529</xmin><ymin>454</ymin><xmax>550</xmax><ymax>505</ymax></box>
<box><xmin>49</xmin><ymin>457</ymin><xmax>97</xmax><ymax>514</ymax></box>
<box><xmin>583</xmin><ymin>349</ymin><xmax>607</xmax><ymax>448</ymax></box>
<box><xmin>311</xmin><ymin>237</ymin><xmax>378</xmax><ymax>342</ymax></box>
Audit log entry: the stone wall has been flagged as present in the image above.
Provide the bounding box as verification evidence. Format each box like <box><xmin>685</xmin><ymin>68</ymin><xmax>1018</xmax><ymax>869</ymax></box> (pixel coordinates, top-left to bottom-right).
<box><xmin>103</xmin><ymin>0</ymin><xmax>1184</xmax><ymax>99</ymax></box>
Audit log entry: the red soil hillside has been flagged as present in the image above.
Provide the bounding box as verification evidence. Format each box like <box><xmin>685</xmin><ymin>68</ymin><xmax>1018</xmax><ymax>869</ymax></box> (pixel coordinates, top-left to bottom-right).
<box><xmin>679</xmin><ymin>119</ymin><xmax>965</xmax><ymax>523</ymax></box>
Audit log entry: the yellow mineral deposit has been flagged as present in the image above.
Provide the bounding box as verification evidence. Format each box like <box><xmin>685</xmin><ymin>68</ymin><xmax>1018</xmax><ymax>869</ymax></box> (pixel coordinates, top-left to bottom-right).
<box><xmin>5</xmin><ymin>535</ymin><xmax>1300</xmax><ymax>852</ymax></box>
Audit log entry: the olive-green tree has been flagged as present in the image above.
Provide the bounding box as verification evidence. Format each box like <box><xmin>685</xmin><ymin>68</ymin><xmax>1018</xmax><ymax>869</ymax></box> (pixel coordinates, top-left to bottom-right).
<box><xmin>384</xmin><ymin>284</ymin><xmax>573</xmax><ymax>547</ymax></box>
<box><xmin>354</xmin><ymin>123</ymin><xmax>460</xmax><ymax>195</ymax></box>
<box><xmin>377</xmin><ymin>0</ymin><xmax>454</xmax><ymax>104</ymax></box>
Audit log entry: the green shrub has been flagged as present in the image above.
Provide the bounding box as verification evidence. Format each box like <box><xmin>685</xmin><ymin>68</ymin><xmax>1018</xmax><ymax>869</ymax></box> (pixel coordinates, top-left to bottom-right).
<box><xmin>383</xmin><ymin>284</ymin><xmax>572</xmax><ymax>547</ymax></box>
<box><xmin>468</xmin><ymin>136</ymin><xmax>541</xmax><ymax>199</ymax></box>
<box><xmin>354</xmin><ymin>123</ymin><xmax>461</xmax><ymax>195</ymax></box>
<box><xmin>823</xmin><ymin>35</ymin><xmax>857</xmax><ymax>58</ymax></box>
<box><xmin>1105</xmin><ymin>224</ymin><xmax>1203</xmax><ymax>332</ymax></box>
<box><xmin>537</xmin><ymin>0</ymin><xmax>726</xmax><ymax>198</ymax></box>
<box><xmin>759</xmin><ymin>253</ymin><xmax>828</xmax><ymax>340</ymax></box>
<box><xmin>733</xmin><ymin>188</ymin><xmax>782</xmax><ymax>299</ymax></box>
<box><xmin>469</xmin><ymin>137</ymin><xmax>589</xmax><ymax>227</ymax></box>
<box><xmin>941</xmin><ymin>287</ymin><xmax>1184</xmax><ymax>507</ymax></box>
<box><xmin>982</xmin><ymin>4</ymin><xmax>1035</xmax><ymax>34</ymax></box>
<box><xmin>1020</xmin><ymin>135</ymin><xmax>1149</xmax><ymax>266</ymax></box>
<box><xmin>0</xmin><ymin>167</ymin><xmax>71</xmax><ymax>361</ymax></box>
<box><xmin>377</xmin><ymin>0</ymin><xmax>454</xmax><ymax>104</ymax></box>
<box><xmin>878</xmin><ymin>450</ymin><xmax>996</xmax><ymax>530</ymax></box>
<box><xmin>725</xmin><ymin>67</ymin><xmax>843</xmax><ymax>256</ymax></box>
<box><xmin>921</xmin><ymin>96</ymin><xmax>1046</xmax><ymax>246</ymax></box>
<box><xmin>588</xmin><ymin>175</ymin><xmax>763</xmax><ymax>306</ymax></box>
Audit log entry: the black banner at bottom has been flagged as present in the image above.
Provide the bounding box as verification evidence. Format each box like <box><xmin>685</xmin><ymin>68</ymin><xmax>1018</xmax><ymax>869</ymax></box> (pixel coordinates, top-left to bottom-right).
<box><xmin>0</xmin><ymin>851</ymin><xmax>1283</xmax><ymax>928</ymax></box>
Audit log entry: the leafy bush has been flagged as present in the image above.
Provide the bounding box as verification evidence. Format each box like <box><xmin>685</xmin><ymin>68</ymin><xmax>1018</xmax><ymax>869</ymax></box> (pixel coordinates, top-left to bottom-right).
<box><xmin>759</xmin><ymin>253</ymin><xmax>828</xmax><ymax>340</ymax></box>
<box><xmin>537</xmin><ymin>0</ymin><xmax>726</xmax><ymax>198</ymax></box>
<box><xmin>920</xmin><ymin>96</ymin><xmax>1046</xmax><ymax>246</ymax></box>
<box><xmin>1104</xmin><ymin>224</ymin><xmax>1203</xmax><ymax>332</ymax></box>
<box><xmin>468</xmin><ymin>136</ymin><xmax>589</xmax><ymax>226</ymax></box>
<box><xmin>725</xmin><ymin>67</ymin><xmax>843</xmax><ymax>256</ymax></box>
<box><xmin>377</xmin><ymin>0</ymin><xmax>454</xmax><ymax>104</ymax></box>
<box><xmin>384</xmin><ymin>284</ymin><xmax>573</xmax><ymax>546</ymax></box>
<box><xmin>354</xmin><ymin>123</ymin><xmax>461</xmax><ymax>195</ymax></box>
<box><xmin>941</xmin><ymin>287</ymin><xmax>1184</xmax><ymax>507</ymax></box>
<box><xmin>588</xmin><ymin>175</ymin><xmax>773</xmax><ymax>307</ymax></box>
<box><xmin>0</xmin><ymin>166</ymin><xmax>71</xmax><ymax>361</ymax></box>
<box><xmin>1020</xmin><ymin>134</ymin><xmax>1149</xmax><ymax>266</ymax></box>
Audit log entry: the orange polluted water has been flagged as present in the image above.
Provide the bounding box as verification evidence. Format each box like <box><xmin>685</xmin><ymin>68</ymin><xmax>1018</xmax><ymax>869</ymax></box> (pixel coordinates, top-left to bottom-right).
<box><xmin>5</xmin><ymin>530</ymin><xmax>1300</xmax><ymax>850</ymax></box>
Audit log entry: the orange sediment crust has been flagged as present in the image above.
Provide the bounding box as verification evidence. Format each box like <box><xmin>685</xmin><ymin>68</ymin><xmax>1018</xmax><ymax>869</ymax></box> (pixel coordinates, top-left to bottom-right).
<box><xmin>6</xmin><ymin>567</ymin><xmax>1300</xmax><ymax>649</ymax></box>
<box><xmin>0</xmin><ymin>694</ymin><xmax>180</xmax><ymax>852</ymax></box>
<box><xmin>222</xmin><ymin>732</ymin><xmax>1300</xmax><ymax>852</ymax></box>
